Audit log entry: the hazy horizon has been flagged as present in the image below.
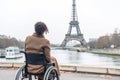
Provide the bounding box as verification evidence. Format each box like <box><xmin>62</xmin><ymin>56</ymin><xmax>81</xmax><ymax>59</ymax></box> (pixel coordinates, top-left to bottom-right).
<box><xmin>0</xmin><ymin>0</ymin><xmax>120</xmax><ymax>44</ymax></box>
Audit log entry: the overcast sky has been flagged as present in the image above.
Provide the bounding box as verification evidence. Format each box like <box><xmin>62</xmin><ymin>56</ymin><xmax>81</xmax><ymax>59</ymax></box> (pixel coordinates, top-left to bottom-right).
<box><xmin>0</xmin><ymin>0</ymin><xmax>120</xmax><ymax>44</ymax></box>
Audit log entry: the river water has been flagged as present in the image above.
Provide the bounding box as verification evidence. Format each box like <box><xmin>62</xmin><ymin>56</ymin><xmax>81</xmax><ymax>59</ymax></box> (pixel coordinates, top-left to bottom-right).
<box><xmin>0</xmin><ymin>49</ymin><xmax>120</xmax><ymax>67</ymax></box>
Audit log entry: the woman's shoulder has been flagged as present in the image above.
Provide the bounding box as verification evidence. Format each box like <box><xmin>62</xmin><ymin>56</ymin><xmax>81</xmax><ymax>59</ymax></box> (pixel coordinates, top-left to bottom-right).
<box><xmin>25</xmin><ymin>35</ymin><xmax>33</xmax><ymax>40</ymax></box>
<box><xmin>25</xmin><ymin>34</ymin><xmax>50</xmax><ymax>43</ymax></box>
<box><xmin>42</xmin><ymin>38</ymin><xmax>50</xmax><ymax>44</ymax></box>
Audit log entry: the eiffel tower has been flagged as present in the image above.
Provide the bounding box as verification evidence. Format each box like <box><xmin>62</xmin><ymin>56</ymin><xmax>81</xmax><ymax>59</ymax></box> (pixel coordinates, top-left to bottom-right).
<box><xmin>61</xmin><ymin>0</ymin><xmax>86</xmax><ymax>47</ymax></box>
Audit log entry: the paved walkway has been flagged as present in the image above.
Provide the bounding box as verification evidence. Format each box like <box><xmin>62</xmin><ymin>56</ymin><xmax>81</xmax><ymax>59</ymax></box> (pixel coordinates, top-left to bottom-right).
<box><xmin>0</xmin><ymin>69</ymin><xmax>120</xmax><ymax>80</ymax></box>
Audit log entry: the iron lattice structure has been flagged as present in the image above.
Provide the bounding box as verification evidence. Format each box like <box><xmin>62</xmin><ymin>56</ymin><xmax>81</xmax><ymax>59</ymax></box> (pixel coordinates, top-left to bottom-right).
<box><xmin>61</xmin><ymin>0</ymin><xmax>86</xmax><ymax>47</ymax></box>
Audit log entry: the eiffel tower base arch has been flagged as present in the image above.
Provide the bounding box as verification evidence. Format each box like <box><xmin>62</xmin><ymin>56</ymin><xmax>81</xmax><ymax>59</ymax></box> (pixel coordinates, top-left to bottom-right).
<box><xmin>60</xmin><ymin>35</ymin><xmax>86</xmax><ymax>47</ymax></box>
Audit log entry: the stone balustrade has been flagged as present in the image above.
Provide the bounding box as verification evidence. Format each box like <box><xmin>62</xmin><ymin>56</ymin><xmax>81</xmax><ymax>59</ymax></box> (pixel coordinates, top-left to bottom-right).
<box><xmin>0</xmin><ymin>62</ymin><xmax>120</xmax><ymax>75</ymax></box>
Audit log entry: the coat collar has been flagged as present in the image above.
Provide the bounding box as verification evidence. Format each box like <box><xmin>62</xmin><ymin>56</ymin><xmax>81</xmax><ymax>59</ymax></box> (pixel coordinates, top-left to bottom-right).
<box><xmin>32</xmin><ymin>33</ymin><xmax>45</xmax><ymax>38</ymax></box>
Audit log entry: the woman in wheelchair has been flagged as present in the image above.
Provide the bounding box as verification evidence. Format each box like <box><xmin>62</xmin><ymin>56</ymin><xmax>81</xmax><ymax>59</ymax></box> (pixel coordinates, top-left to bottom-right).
<box><xmin>24</xmin><ymin>21</ymin><xmax>60</xmax><ymax>80</ymax></box>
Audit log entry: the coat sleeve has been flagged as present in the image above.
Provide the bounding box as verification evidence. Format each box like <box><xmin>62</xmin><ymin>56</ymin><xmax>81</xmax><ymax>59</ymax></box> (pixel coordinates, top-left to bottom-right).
<box><xmin>44</xmin><ymin>40</ymin><xmax>51</xmax><ymax>62</ymax></box>
<box><xmin>25</xmin><ymin>36</ymin><xmax>29</xmax><ymax>52</ymax></box>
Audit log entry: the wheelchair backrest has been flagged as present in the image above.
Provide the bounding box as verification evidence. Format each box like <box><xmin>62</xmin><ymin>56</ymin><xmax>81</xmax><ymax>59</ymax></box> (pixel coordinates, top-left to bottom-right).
<box><xmin>25</xmin><ymin>53</ymin><xmax>47</xmax><ymax>65</ymax></box>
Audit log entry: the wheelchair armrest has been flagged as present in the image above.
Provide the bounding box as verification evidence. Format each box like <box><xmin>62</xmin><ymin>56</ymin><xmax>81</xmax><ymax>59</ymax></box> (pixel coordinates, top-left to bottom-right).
<box><xmin>46</xmin><ymin>62</ymin><xmax>55</xmax><ymax>69</ymax></box>
<box><xmin>20</xmin><ymin>51</ymin><xmax>25</xmax><ymax>53</ymax></box>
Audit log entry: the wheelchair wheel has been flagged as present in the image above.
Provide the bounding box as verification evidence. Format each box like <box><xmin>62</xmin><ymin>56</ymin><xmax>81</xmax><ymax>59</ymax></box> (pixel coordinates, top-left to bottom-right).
<box><xmin>15</xmin><ymin>65</ymin><xmax>59</xmax><ymax>80</ymax></box>
<box><xmin>15</xmin><ymin>65</ymin><xmax>31</xmax><ymax>80</ymax></box>
<box><xmin>43</xmin><ymin>66</ymin><xmax>59</xmax><ymax>80</ymax></box>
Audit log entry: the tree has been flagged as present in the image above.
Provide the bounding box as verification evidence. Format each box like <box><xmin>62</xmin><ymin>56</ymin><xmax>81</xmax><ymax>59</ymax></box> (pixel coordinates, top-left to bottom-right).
<box><xmin>110</xmin><ymin>32</ymin><xmax>120</xmax><ymax>47</ymax></box>
<box><xmin>0</xmin><ymin>35</ymin><xmax>25</xmax><ymax>49</ymax></box>
<box><xmin>95</xmin><ymin>35</ymin><xmax>110</xmax><ymax>49</ymax></box>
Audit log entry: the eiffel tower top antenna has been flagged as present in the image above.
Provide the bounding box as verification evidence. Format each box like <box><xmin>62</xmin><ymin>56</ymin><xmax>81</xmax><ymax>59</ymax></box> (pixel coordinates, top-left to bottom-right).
<box><xmin>72</xmin><ymin>0</ymin><xmax>78</xmax><ymax>21</ymax></box>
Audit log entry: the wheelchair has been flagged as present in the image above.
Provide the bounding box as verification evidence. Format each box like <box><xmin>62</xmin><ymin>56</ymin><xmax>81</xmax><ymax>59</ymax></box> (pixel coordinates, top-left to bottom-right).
<box><xmin>15</xmin><ymin>52</ymin><xmax>60</xmax><ymax>80</ymax></box>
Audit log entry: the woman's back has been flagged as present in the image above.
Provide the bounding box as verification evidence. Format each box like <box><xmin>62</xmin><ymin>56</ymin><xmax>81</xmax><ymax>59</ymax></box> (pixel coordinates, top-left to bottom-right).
<box><xmin>25</xmin><ymin>33</ymin><xmax>50</xmax><ymax>54</ymax></box>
